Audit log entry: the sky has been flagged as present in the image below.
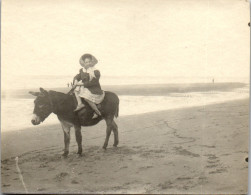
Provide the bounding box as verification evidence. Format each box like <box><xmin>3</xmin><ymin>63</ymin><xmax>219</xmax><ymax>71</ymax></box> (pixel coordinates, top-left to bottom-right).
<box><xmin>1</xmin><ymin>0</ymin><xmax>250</xmax><ymax>83</ymax></box>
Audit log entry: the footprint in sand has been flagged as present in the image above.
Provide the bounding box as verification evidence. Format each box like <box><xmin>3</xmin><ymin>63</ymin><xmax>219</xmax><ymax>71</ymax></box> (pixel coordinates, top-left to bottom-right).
<box><xmin>37</xmin><ymin>188</ymin><xmax>46</xmax><ymax>191</ymax></box>
<box><xmin>48</xmin><ymin>167</ymin><xmax>56</xmax><ymax>171</ymax></box>
<box><xmin>54</xmin><ymin>172</ymin><xmax>69</xmax><ymax>181</ymax></box>
<box><xmin>3</xmin><ymin>184</ymin><xmax>11</xmax><ymax>187</ymax></box>
<box><xmin>39</xmin><ymin>163</ymin><xmax>48</xmax><ymax>168</ymax></box>
<box><xmin>158</xmin><ymin>181</ymin><xmax>174</xmax><ymax>189</ymax></box>
<box><xmin>176</xmin><ymin>177</ymin><xmax>192</xmax><ymax>181</ymax></box>
<box><xmin>71</xmin><ymin>179</ymin><xmax>79</xmax><ymax>184</ymax></box>
<box><xmin>119</xmin><ymin>166</ymin><xmax>128</xmax><ymax>169</ymax></box>
<box><xmin>138</xmin><ymin>165</ymin><xmax>153</xmax><ymax>171</ymax></box>
<box><xmin>173</xmin><ymin>146</ymin><xmax>200</xmax><ymax>157</ymax></box>
<box><xmin>94</xmin><ymin>156</ymin><xmax>101</xmax><ymax>160</ymax></box>
<box><xmin>209</xmin><ymin>168</ymin><xmax>227</xmax><ymax>174</ymax></box>
<box><xmin>204</xmin><ymin>154</ymin><xmax>227</xmax><ymax>174</ymax></box>
<box><xmin>206</xmin><ymin>164</ymin><xmax>217</xmax><ymax>168</ymax></box>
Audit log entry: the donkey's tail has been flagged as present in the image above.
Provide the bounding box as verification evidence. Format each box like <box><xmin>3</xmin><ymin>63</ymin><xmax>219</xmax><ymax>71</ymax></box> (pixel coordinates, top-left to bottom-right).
<box><xmin>115</xmin><ymin>101</ymin><xmax>119</xmax><ymax>118</ymax></box>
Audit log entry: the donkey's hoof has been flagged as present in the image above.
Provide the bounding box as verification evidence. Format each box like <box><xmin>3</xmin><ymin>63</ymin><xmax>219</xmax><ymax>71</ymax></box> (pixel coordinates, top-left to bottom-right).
<box><xmin>77</xmin><ymin>152</ymin><xmax>82</xmax><ymax>156</ymax></box>
<box><xmin>77</xmin><ymin>153</ymin><xmax>83</xmax><ymax>158</ymax></box>
<box><xmin>61</xmin><ymin>155</ymin><xmax>68</xmax><ymax>159</ymax></box>
<box><xmin>77</xmin><ymin>150</ymin><xmax>82</xmax><ymax>155</ymax></box>
<box><xmin>62</xmin><ymin>151</ymin><xmax>69</xmax><ymax>158</ymax></box>
<box><xmin>113</xmin><ymin>144</ymin><xmax>118</xmax><ymax>147</ymax></box>
<box><xmin>102</xmin><ymin>146</ymin><xmax>107</xmax><ymax>150</ymax></box>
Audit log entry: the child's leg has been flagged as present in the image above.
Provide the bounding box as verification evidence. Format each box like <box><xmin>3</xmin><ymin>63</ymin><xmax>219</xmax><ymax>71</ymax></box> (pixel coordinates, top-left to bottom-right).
<box><xmin>85</xmin><ymin>99</ymin><xmax>101</xmax><ymax>116</ymax></box>
<box><xmin>74</xmin><ymin>91</ymin><xmax>84</xmax><ymax>106</ymax></box>
<box><xmin>74</xmin><ymin>92</ymin><xmax>85</xmax><ymax>112</ymax></box>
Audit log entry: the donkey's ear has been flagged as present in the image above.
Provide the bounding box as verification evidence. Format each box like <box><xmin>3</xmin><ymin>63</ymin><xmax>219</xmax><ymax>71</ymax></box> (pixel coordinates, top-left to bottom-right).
<box><xmin>40</xmin><ymin>88</ymin><xmax>48</xmax><ymax>95</ymax></box>
<box><xmin>29</xmin><ymin>91</ymin><xmax>40</xmax><ymax>96</ymax></box>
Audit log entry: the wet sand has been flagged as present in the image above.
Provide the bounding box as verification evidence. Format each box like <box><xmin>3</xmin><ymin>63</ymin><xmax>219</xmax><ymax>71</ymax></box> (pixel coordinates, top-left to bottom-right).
<box><xmin>1</xmin><ymin>99</ymin><xmax>249</xmax><ymax>194</ymax></box>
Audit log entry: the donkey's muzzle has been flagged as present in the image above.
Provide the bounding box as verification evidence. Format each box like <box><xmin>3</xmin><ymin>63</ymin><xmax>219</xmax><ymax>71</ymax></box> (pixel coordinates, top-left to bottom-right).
<box><xmin>31</xmin><ymin>119</ymin><xmax>37</xmax><ymax>125</ymax></box>
<box><xmin>31</xmin><ymin>119</ymin><xmax>40</xmax><ymax>125</ymax></box>
<box><xmin>31</xmin><ymin>114</ymin><xmax>41</xmax><ymax>125</ymax></box>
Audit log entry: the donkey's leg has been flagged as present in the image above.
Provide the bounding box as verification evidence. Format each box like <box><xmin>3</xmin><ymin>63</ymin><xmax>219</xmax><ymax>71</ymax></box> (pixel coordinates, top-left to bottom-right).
<box><xmin>74</xmin><ymin>125</ymin><xmax>82</xmax><ymax>155</ymax></box>
<box><xmin>63</xmin><ymin>131</ymin><xmax>70</xmax><ymax>157</ymax></box>
<box><xmin>103</xmin><ymin>116</ymin><xmax>113</xmax><ymax>149</ymax></box>
<box><xmin>112</xmin><ymin>120</ymin><xmax>119</xmax><ymax>147</ymax></box>
<box><xmin>60</xmin><ymin>120</ymin><xmax>72</xmax><ymax>157</ymax></box>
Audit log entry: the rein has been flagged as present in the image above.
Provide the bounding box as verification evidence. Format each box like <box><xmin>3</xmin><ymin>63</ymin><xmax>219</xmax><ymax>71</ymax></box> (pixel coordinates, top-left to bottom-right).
<box><xmin>67</xmin><ymin>86</ymin><xmax>76</xmax><ymax>95</ymax></box>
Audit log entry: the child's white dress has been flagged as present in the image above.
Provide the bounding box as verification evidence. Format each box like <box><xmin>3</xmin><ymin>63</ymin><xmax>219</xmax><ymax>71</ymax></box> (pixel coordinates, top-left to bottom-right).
<box><xmin>74</xmin><ymin>67</ymin><xmax>105</xmax><ymax>104</ymax></box>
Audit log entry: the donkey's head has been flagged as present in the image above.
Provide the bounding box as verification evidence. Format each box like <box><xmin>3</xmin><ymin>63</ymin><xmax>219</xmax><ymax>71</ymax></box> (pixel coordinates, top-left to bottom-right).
<box><xmin>29</xmin><ymin>88</ymin><xmax>53</xmax><ymax>125</ymax></box>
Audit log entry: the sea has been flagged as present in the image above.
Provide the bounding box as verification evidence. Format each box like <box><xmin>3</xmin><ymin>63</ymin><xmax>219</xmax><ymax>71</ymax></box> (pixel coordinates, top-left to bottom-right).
<box><xmin>1</xmin><ymin>76</ymin><xmax>249</xmax><ymax>132</ymax></box>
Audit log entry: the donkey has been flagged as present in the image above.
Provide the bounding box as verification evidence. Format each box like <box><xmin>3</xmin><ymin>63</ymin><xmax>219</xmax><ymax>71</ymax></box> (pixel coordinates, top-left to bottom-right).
<box><xmin>30</xmin><ymin>88</ymin><xmax>119</xmax><ymax>157</ymax></box>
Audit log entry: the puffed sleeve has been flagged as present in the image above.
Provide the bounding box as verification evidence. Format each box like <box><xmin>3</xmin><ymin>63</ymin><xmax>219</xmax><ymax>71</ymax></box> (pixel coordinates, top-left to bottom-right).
<box><xmin>73</xmin><ymin>69</ymin><xmax>82</xmax><ymax>83</ymax></box>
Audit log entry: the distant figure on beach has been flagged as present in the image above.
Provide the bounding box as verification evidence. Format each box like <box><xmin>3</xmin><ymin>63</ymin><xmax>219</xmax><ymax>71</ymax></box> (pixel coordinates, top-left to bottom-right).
<box><xmin>67</xmin><ymin>83</ymin><xmax>70</xmax><ymax>88</ymax></box>
<box><xmin>73</xmin><ymin>54</ymin><xmax>104</xmax><ymax>119</ymax></box>
<box><xmin>212</xmin><ymin>78</ymin><xmax>214</xmax><ymax>83</ymax></box>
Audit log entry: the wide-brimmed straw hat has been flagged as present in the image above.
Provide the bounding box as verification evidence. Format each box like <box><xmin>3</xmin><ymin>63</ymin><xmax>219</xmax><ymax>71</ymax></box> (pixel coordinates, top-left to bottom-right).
<box><xmin>79</xmin><ymin>53</ymin><xmax>98</xmax><ymax>67</ymax></box>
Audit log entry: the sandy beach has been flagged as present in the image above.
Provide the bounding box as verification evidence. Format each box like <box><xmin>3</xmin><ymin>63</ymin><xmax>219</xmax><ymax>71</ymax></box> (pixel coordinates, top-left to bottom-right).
<box><xmin>1</xmin><ymin>98</ymin><xmax>249</xmax><ymax>194</ymax></box>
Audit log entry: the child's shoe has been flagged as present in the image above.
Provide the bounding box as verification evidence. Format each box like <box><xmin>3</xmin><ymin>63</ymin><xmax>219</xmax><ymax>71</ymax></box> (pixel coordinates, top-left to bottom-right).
<box><xmin>74</xmin><ymin>104</ymin><xmax>85</xmax><ymax>112</ymax></box>
<box><xmin>92</xmin><ymin>112</ymin><xmax>99</xmax><ymax>119</ymax></box>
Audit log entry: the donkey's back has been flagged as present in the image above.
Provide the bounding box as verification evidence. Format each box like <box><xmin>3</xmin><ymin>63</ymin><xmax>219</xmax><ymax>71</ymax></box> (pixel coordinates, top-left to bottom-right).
<box><xmin>76</xmin><ymin>91</ymin><xmax>119</xmax><ymax>126</ymax></box>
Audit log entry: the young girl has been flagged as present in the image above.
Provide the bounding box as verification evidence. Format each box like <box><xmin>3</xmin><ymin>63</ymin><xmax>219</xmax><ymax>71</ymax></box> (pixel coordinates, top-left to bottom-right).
<box><xmin>73</xmin><ymin>54</ymin><xmax>104</xmax><ymax>118</ymax></box>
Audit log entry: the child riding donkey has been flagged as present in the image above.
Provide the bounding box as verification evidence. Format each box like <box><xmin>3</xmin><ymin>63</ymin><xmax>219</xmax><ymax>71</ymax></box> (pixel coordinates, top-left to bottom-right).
<box><xmin>73</xmin><ymin>54</ymin><xmax>104</xmax><ymax>119</ymax></box>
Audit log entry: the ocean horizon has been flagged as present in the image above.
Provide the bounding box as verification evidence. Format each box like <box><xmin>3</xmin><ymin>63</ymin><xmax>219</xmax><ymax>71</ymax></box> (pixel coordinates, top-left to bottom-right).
<box><xmin>1</xmin><ymin>75</ymin><xmax>249</xmax><ymax>91</ymax></box>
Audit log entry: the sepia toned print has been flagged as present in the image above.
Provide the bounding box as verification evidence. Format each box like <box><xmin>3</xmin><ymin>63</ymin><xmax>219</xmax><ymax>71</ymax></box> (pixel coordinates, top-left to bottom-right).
<box><xmin>1</xmin><ymin>0</ymin><xmax>249</xmax><ymax>194</ymax></box>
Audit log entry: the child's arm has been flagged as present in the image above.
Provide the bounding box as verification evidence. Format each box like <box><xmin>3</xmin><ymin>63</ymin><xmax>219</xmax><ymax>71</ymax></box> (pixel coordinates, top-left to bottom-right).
<box><xmin>72</xmin><ymin>70</ymin><xmax>82</xmax><ymax>88</ymax></box>
<box><xmin>75</xmin><ymin>82</ymin><xmax>84</xmax><ymax>86</ymax></box>
<box><xmin>73</xmin><ymin>68</ymin><xmax>86</xmax><ymax>84</ymax></box>
<box><xmin>73</xmin><ymin>72</ymin><xmax>80</xmax><ymax>82</ymax></box>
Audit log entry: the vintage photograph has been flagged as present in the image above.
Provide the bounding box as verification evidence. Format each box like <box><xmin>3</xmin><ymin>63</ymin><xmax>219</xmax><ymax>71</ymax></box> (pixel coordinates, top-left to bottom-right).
<box><xmin>1</xmin><ymin>0</ymin><xmax>250</xmax><ymax>194</ymax></box>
